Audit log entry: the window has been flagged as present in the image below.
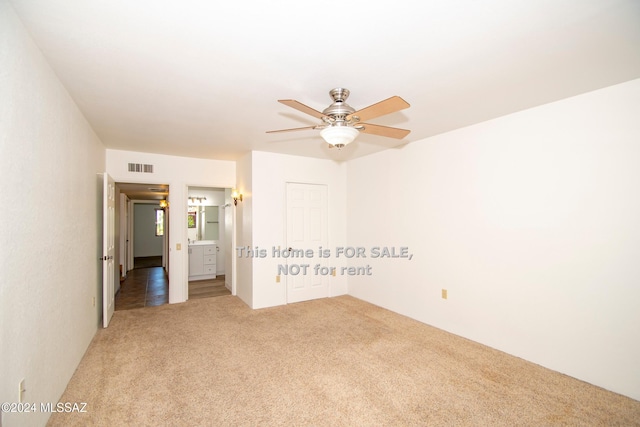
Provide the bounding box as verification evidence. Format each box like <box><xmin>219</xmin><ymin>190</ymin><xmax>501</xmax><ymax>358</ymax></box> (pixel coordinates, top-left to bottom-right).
<box><xmin>155</xmin><ymin>208</ymin><xmax>165</xmax><ymax>236</ymax></box>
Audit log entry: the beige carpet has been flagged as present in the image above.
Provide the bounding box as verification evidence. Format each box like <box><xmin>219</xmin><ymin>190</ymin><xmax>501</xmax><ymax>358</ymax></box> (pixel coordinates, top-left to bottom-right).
<box><xmin>48</xmin><ymin>295</ymin><xmax>640</xmax><ymax>426</ymax></box>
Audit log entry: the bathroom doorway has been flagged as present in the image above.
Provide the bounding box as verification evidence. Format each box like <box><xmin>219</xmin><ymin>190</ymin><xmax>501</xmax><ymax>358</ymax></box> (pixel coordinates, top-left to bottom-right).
<box><xmin>187</xmin><ymin>186</ymin><xmax>234</xmax><ymax>300</ymax></box>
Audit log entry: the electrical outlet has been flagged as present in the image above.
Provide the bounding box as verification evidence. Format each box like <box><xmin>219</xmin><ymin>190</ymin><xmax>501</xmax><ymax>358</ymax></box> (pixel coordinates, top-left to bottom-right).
<box><xmin>275</xmin><ymin>275</ymin><xmax>280</xmax><ymax>283</ymax></box>
<box><xmin>19</xmin><ymin>379</ymin><xmax>25</xmax><ymax>403</ymax></box>
<box><xmin>441</xmin><ymin>289</ymin><xmax>448</xmax><ymax>299</ymax></box>
<box><xmin>176</xmin><ymin>243</ymin><xmax>182</xmax><ymax>250</ymax></box>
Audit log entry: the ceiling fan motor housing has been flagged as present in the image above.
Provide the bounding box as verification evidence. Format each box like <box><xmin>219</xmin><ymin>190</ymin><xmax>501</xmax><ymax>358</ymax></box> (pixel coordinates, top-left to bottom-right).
<box><xmin>329</xmin><ymin>88</ymin><xmax>349</xmax><ymax>102</ymax></box>
<box><xmin>322</xmin><ymin>88</ymin><xmax>356</xmax><ymax>122</ymax></box>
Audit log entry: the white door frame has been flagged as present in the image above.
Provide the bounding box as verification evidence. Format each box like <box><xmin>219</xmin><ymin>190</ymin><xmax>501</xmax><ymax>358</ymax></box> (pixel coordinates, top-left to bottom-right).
<box><xmin>184</xmin><ymin>185</ymin><xmax>237</xmax><ymax>298</ymax></box>
<box><xmin>119</xmin><ymin>192</ymin><xmax>129</xmax><ymax>280</ymax></box>
<box><xmin>127</xmin><ymin>199</ymin><xmax>134</xmax><ymax>272</ymax></box>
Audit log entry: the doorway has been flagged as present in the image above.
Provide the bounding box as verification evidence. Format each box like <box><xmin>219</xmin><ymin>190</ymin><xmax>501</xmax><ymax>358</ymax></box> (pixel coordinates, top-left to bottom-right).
<box><xmin>187</xmin><ymin>186</ymin><xmax>234</xmax><ymax>300</ymax></box>
<box><xmin>114</xmin><ymin>182</ymin><xmax>170</xmax><ymax>311</ymax></box>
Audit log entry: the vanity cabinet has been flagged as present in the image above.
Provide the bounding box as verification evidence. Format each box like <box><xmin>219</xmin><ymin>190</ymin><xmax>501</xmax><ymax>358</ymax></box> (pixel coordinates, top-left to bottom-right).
<box><xmin>188</xmin><ymin>244</ymin><xmax>217</xmax><ymax>281</ymax></box>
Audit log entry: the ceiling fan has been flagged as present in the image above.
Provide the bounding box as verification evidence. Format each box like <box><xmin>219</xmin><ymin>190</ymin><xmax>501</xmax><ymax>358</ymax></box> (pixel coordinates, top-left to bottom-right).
<box><xmin>267</xmin><ymin>88</ymin><xmax>410</xmax><ymax>149</ymax></box>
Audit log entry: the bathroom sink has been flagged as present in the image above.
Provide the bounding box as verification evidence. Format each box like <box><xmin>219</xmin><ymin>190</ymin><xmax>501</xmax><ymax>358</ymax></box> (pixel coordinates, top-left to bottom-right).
<box><xmin>189</xmin><ymin>240</ymin><xmax>216</xmax><ymax>246</ymax></box>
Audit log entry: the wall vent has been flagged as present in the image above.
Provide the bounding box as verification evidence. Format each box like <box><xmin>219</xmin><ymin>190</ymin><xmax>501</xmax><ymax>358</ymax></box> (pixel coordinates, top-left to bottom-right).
<box><xmin>127</xmin><ymin>163</ymin><xmax>154</xmax><ymax>173</ymax></box>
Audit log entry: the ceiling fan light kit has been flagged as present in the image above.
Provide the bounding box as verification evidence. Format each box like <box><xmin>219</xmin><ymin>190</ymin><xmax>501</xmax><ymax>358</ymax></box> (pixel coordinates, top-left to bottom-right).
<box><xmin>267</xmin><ymin>88</ymin><xmax>411</xmax><ymax>149</ymax></box>
<box><xmin>320</xmin><ymin>125</ymin><xmax>359</xmax><ymax>148</ymax></box>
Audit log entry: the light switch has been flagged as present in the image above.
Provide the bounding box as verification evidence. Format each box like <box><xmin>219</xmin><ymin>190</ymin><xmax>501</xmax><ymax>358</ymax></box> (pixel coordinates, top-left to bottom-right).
<box><xmin>176</xmin><ymin>243</ymin><xmax>181</xmax><ymax>250</ymax></box>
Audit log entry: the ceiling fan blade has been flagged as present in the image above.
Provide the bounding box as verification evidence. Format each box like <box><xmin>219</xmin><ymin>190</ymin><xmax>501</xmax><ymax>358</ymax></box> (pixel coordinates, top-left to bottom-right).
<box><xmin>266</xmin><ymin>126</ymin><xmax>317</xmax><ymax>134</ymax></box>
<box><xmin>348</xmin><ymin>96</ymin><xmax>410</xmax><ymax>122</ymax></box>
<box><xmin>278</xmin><ymin>100</ymin><xmax>325</xmax><ymax>119</ymax></box>
<box><xmin>359</xmin><ymin>123</ymin><xmax>411</xmax><ymax>139</ymax></box>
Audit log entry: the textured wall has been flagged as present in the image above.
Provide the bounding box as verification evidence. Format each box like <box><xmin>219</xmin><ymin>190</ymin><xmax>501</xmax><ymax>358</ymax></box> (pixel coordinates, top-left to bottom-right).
<box><xmin>0</xmin><ymin>1</ymin><xmax>106</xmax><ymax>425</ymax></box>
<box><xmin>346</xmin><ymin>79</ymin><xmax>640</xmax><ymax>401</ymax></box>
<box><xmin>133</xmin><ymin>203</ymin><xmax>164</xmax><ymax>257</ymax></box>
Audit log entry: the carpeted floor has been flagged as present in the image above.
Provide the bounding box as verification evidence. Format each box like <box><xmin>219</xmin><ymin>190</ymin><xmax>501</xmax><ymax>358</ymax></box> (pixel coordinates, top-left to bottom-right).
<box><xmin>48</xmin><ymin>295</ymin><xmax>640</xmax><ymax>426</ymax></box>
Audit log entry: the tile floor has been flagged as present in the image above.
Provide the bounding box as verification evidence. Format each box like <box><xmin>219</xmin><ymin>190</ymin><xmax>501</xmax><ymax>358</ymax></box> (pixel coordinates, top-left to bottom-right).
<box><xmin>115</xmin><ymin>266</ymin><xmax>231</xmax><ymax>311</ymax></box>
<box><xmin>115</xmin><ymin>266</ymin><xmax>168</xmax><ymax>311</ymax></box>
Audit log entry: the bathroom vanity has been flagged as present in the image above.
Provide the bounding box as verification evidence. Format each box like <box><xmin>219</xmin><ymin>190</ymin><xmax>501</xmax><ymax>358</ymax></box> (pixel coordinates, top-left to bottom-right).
<box><xmin>188</xmin><ymin>242</ymin><xmax>217</xmax><ymax>281</ymax></box>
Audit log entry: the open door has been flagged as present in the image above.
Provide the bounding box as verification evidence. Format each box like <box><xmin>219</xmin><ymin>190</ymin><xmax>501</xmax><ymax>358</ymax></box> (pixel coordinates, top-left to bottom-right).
<box><xmin>103</xmin><ymin>173</ymin><xmax>116</xmax><ymax>327</ymax></box>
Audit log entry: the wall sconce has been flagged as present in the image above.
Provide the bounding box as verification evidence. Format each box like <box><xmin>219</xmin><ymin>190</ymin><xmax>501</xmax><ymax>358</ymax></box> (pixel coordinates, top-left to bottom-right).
<box><xmin>232</xmin><ymin>189</ymin><xmax>243</xmax><ymax>206</ymax></box>
<box><xmin>159</xmin><ymin>199</ymin><xmax>169</xmax><ymax>209</ymax></box>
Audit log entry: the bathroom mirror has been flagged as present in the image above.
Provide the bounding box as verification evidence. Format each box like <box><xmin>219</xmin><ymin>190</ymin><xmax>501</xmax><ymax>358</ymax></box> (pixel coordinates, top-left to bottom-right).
<box><xmin>187</xmin><ymin>187</ymin><xmax>228</xmax><ymax>243</ymax></box>
<box><xmin>187</xmin><ymin>205</ymin><xmax>219</xmax><ymax>241</ymax></box>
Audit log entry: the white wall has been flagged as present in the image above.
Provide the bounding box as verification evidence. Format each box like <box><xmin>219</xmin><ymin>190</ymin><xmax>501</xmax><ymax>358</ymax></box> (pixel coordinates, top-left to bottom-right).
<box><xmin>240</xmin><ymin>151</ymin><xmax>348</xmax><ymax>309</ymax></box>
<box><xmin>346</xmin><ymin>78</ymin><xmax>640</xmax><ymax>401</ymax></box>
<box><xmin>106</xmin><ymin>149</ymin><xmax>235</xmax><ymax>303</ymax></box>
<box><xmin>0</xmin><ymin>1</ymin><xmax>106</xmax><ymax>425</ymax></box>
<box><xmin>235</xmin><ymin>152</ymin><xmax>253</xmax><ymax>306</ymax></box>
<box><xmin>223</xmin><ymin>187</ymin><xmax>234</xmax><ymax>289</ymax></box>
<box><xmin>133</xmin><ymin>203</ymin><xmax>163</xmax><ymax>257</ymax></box>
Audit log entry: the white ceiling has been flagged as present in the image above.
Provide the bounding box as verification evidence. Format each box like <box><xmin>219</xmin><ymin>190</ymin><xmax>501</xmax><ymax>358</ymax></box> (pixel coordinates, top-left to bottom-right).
<box><xmin>9</xmin><ymin>0</ymin><xmax>640</xmax><ymax>161</ymax></box>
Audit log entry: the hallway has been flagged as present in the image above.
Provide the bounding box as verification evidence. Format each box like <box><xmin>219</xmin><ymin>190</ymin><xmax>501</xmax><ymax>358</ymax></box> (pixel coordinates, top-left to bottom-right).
<box><xmin>115</xmin><ymin>266</ymin><xmax>168</xmax><ymax>310</ymax></box>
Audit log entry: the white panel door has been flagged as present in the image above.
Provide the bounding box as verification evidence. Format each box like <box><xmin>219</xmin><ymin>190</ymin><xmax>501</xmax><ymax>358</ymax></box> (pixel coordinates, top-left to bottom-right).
<box><xmin>103</xmin><ymin>173</ymin><xmax>116</xmax><ymax>327</ymax></box>
<box><xmin>286</xmin><ymin>183</ymin><xmax>328</xmax><ymax>303</ymax></box>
